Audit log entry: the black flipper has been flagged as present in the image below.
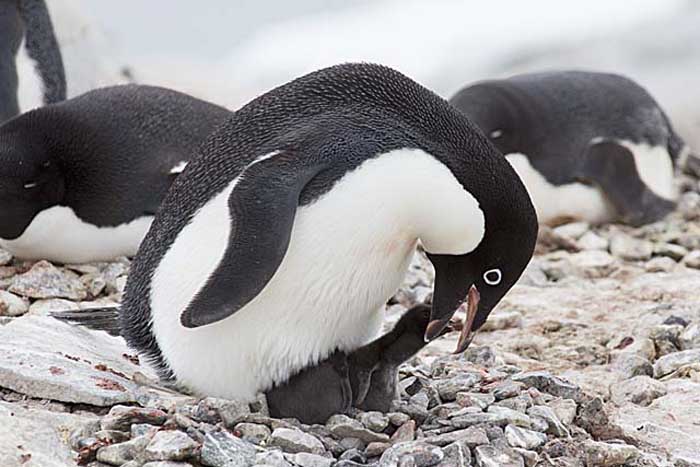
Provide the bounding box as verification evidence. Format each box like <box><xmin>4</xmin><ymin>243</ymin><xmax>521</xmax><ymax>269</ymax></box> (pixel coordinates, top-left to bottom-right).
<box><xmin>582</xmin><ymin>141</ymin><xmax>676</xmax><ymax>226</ymax></box>
<box><xmin>18</xmin><ymin>0</ymin><xmax>66</xmax><ymax>105</ymax></box>
<box><xmin>181</xmin><ymin>151</ymin><xmax>327</xmax><ymax>328</ymax></box>
<box><xmin>51</xmin><ymin>307</ymin><xmax>121</xmax><ymax>336</ymax></box>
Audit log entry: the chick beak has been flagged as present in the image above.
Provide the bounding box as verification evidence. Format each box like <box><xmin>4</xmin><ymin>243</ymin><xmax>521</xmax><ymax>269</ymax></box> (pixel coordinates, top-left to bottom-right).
<box><xmin>454</xmin><ymin>285</ymin><xmax>480</xmax><ymax>354</ymax></box>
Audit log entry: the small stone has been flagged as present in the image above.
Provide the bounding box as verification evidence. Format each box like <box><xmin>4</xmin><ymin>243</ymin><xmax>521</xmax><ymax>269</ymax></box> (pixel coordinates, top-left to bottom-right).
<box><xmin>486</xmin><ymin>406</ymin><xmax>532</xmax><ymax>428</ymax></box>
<box><xmin>654</xmin><ymin>349</ymin><xmax>700</xmax><ymax>377</ymax></box>
<box><xmin>653</xmin><ymin>242</ymin><xmax>688</xmax><ymax>260</ymax></box>
<box><xmin>680</xmin><ymin>324</ymin><xmax>700</xmax><ymax>350</ymax></box>
<box><xmin>612</xmin><ymin>354</ymin><xmax>654</xmax><ymax>379</ymax></box>
<box><xmin>270</xmin><ymin>427</ymin><xmax>325</xmax><ymax>454</ymax></box>
<box><xmin>456</xmin><ymin>392</ymin><xmax>495</xmax><ymax>410</ymax></box>
<box><xmin>492</xmin><ymin>381</ymin><xmax>525</xmax><ymax>401</ymax></box>
<box><xmin>201</xmin><ymin>429</ymin><xmax>257</xmax><ymax>467</ymax></box>
<box><xmin>358</xmin><ymin>411</ymin><xmax>390</xmax><ymax>433</ymax></box>
<box><xmin>143</xmin><ymin>462</ymin><xmax>194</xmax><ymax>467</ymax></box>
<box><xmin>504</xmin><ymin>425</ymin><xmax>547</xmax><ymax>450</ymax></box>
<box><xmin>650</xmin><ymin>324</ymin><xmax>683</xmax><ymax>357</ymax></box>
<box><xmin>339</xmin><ymin>447</ymin><xmax>366</xmax><ymax>462</ymax></box>
<box><xmin>678</xmin><ymin>234</ymin><xmax>700</xmax><ymax>251</ymax></box>
<box><xmin>568</xmin><ymin>251</ymin><xmax>617</xmax><ymax>278</ymax></box>
<box><xmin>526</xmin><ymin>406</ymin><xmax>569</xmax><ymax>437</ymax></box>
<box><xmin>196</xmin><ymin>397</ymin><xmax>251</xmax><ymax>427</ymax></box>
<box><xmin>463</xmin><ymin>346</ymin><xmax>498</xmax><ymax>367</ymax></box>
<box><xmin>683</xmin><ymin>251</ymin><xmax>700</xmax><ymax>269</ymax></box>
<box><xmin>391</xmin><ymin>420</ymin><xmax>416</xmax><ymax>443</ymax></box>
<box><xmin>96</xmin><ymin>435</ymin><xmax>152</xmax><ymax>465</ymax></box>
<box><xmin>577</xmin><ymin>231</ymin><xmax>609</xmax><ymax>251</ymax></box>
<box><xmin>9</xmin><ymin>260</ymin><xmax>87</xmax><ymax>300</ymax></box>
<box><xmin>513</xmin><ymin>449</ymin><xmax>539</xmax><ymax>467</ymax></box>
<box><xmin>437</xmin><ymin>441</ymin><xmax>471</xmax><ymax>467</ymax></box>
<box><xmin>512</xmin><ymin>371</ymin><xmax>583</xmax><ymax>402</ymax></box>
<box><xmin>0</xmin><ymin>290</ymin><xmax>29</xmax><ymax>316</ymax></box>
<box><xmin>292</xmin><ymin>453</ymin><xmax>334</xmax><ymax>467</ymax></box>
<box><xmin>423</xmin><ymin>426</ymin><xmax>489</xmax><ymax>448</ymax></box>
<box><xmin>0</xmin><ymin>248</ymin><xmax>12</xmax><ymax>266</ymax></box>
<box><xmin>610</xmin><ymin>375</ymin><xmax>667</xmax><ymax>406</ymax></box>
<box><xmin>28</xmin><ymin>298</ymin><xmax>80</xmax><ymax>316</ymax></box>
<box><xmin>144</xmin><ymin>430</ymin><xmax>199</xmax><ymax>461</ymax></box>
<box><xmin>340</xmin><ymin>438</ymin><xmax>365</xmax><ymax>452</ymax></box>
<box><xmin>610</xmin><ymin>234</ymin><xmax>653</xmax><ymax>261</ymax></box>
<box><xmin>479</xmin><ymin>311</ymin><xmax>523</xmax><ymax>332</ymax></box>
<box><xmin>474</xmin><ymin>445</ymin><xmax>524</xmax><ymax>467</ymax></box>
<box><xmin>583</xmin><ymin>440</ymin><xmax>639</xmax><ymax>466</ymax></box>
<box><xmin>388</xmin><ymin>412</ymin><xmax>411</xmax><ymax>427</ymax></box>
<box><xmin>434</xmin><ymin>374</ymin><xmax>480</xmax><ymax>401</ymax></box>
<box><xmin>94</xmin><ymin>430</ymin><xmax>130</xmax><ymax>444</ymax></box>
<box><xmin>132</xmin><ymin>424</ymin><xmax>159</xmax><ymax>438</ymax></box>
<box><xmin>256</xmin><ymin>450</ymin><xmax>292</xmax><ymax>467</ymax></box>
<box><xmin>553</xmin><ymin>222</ymin><xmax>590</xmax><ymax>240</ymax></box>
<box><xmin>326</xmin><ymin>414</ymin><xmax>390</xmax><ymax>444</ymax></box>
<box><xmin>235</xmin><ymin>422</ymin><xmax>271</xmax><ymax>445</ymax></box>
<box><xmin>101</xmin><ymin>406</ymin><xmax>168</xmax><ymax>431</ymax></box>
<box><xmin>548</xmin><ymin>399</ymin><xmax>577</xmax><ymax>426</ymax></box>
<box><xmin>493</xmin><ymin>393</ymin><xmax>532</xmax><ymax>413</ymax></box>
<box><xmin>645</xmin><ymin>256</ymin><xmax>676</xmax><ymax>272</ymax></box>
<box><xmin>379</xmin><ymin>442</ymin><xmax>444</xmax><ymax>467</ymax></box>
<box><xmin>366</xmin><ymin>441</ymin><xmax>392</xmax><ymax>457</ymax></box>
<box><xmin>448</xmin><ymin>412</ymin><xmax>502</xmax><ymax>428</ymax></box>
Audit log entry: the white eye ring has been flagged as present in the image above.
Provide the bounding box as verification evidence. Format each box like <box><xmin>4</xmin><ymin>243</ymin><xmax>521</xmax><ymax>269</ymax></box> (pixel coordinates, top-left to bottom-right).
<box><xmin>483</xmin><ymin>268</ymin><xmax>502</xmax><ymax>286</ymax></box>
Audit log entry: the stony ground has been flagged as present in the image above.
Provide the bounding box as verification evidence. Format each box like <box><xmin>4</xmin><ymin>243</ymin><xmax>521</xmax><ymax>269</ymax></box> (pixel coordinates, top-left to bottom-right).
<box><xmin>1</xmin><ymin>180</ymin><xmax>699</xmax><ymax>467</ymax></box>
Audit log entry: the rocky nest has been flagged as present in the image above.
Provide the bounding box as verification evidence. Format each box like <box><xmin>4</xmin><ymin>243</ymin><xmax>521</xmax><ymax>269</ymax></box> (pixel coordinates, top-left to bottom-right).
<box><xmin>1</xmin><ymin>187</ymin><xmax>699</xmax><ymax>467</ymax></box>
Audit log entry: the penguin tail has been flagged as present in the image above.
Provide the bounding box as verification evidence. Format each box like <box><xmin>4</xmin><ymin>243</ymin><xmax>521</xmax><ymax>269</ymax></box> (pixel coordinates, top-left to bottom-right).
<box><xmin>51</xmin><ymin>307</ymin><xmax>122</xmax><ymax>337</ymax></box>
<box><xmin>18</xmin><ymin>0</ymin><xmax>66</xmax><ymax>104</ymax></box>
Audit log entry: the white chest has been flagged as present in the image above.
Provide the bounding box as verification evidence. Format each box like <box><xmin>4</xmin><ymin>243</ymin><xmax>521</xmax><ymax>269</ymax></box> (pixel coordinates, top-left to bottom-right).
<box><xmin>0</xmin><ymin>206</ymin><xmax>152</xmax><ymax>263</ymax></box>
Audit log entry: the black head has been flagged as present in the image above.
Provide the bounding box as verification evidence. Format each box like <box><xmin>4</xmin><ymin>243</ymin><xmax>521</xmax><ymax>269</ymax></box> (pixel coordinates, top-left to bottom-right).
<box><xmin>0</xmin><ymin>114</ymin><xmax>64</xmax><ymax>239</ymax></box>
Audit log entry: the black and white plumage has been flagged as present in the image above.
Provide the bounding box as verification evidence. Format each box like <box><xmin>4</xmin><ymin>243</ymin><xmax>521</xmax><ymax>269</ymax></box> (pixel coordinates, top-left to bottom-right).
<box><xmin>450</xmin><ymin>71</ymin><xmax>689</xmax><ymax>226</ymax></box>
<box><xmin>0</xmin><ymin>84</ymin><xmax>231</xmax><ymax>262</ymax></box>
<box><xmin>65</xmin><ymin>63</ymin><xmax>537</xmax><ymax>402</ymax></box>
<box><xmin>0</xmin><ymin>0</ymin><xmax>65</xmax><ymax>123</ymax></box>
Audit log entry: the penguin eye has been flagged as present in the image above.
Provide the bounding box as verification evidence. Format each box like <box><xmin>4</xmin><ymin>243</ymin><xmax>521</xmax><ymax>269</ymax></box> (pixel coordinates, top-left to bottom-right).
<box><xmin>490</xmin><ymin>129</ymin><xmax>504</xmax><ymax>139</ymax></box>
<box><xmin>483</xmin><ymin>268</ymin><xmax>502</xmax><ymax>286</ymax></box>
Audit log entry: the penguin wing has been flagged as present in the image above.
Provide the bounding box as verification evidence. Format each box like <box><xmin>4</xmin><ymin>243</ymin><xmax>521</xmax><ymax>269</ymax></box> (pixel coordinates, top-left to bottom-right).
<box><xmin>180</xmin><ymin>150</ymin><xmax>327</xmax><ymax>328</ymax></box>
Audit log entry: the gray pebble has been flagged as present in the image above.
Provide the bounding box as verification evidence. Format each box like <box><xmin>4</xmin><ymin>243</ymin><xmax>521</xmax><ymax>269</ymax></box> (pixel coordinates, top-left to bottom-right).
<box><xmin>144</xmin><ymin>430</ymin><xmax>199</xmax><ymax>462</ymax></box>
<box><xmin>235</xmin><ymin>422</ymin><xmax>271</xmax><ymax>445</ymax></box>
<box><xmin>379</xmin><ymin>442</ymin><xmax>444</xmax><ymax>467</ymax></box>
<box><xmin>474</xmin><ymin>445</ymin><xmax>524</xmax><ymax>467</ymax></box>
<box><xmin>270</xmin><ymin>427</ymin><xmax>326</xmax><ymax>454</ymax></box>
<box><xmin>327</xmin><ymin>414</ymin><xmax>390</xmax><ymax>444</ymax></box>
<box><xmin>504</xmin><ymin>425</ymin><xmax>547</xmax><ymax>450</ymax></box>
<box><xmin>201</xmin><ymin>429</ymin><xmax>257</xmax><ymax>467</ymax></box>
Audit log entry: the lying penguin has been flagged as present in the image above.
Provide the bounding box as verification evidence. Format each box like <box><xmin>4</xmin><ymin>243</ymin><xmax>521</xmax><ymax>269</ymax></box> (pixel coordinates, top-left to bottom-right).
<box><xmin>267</xmin><ymin>300</ymin><xmax>467</xmax><ymax>423</ymax></box>
<box><xmin>55</xmin><ymin>63</ymin><xmax>538</xmax><ymax>404</ymax></box>
<box><xmin>450</xmin><ymin>71</ymin><xmax>690</xmax><ymax>226</ymax></box>
<box><xmin>1</xmin><ymin>0</ymin><xmax>65</xmax><ymax>123</ymax></box>
<box><xmin>0</xmin><ymin>84</ymin><xmax>231</xmax><ymax>263</ymax></box>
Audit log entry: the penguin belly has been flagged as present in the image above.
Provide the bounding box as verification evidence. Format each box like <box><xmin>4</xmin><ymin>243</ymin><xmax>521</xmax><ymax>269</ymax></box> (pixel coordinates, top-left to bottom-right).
<box><xmin>505</xmin><ymin>153</ymin><xmax>614</xmax><ymax>225</ymax></box>
<box><xmin>0</xmin><ymin>206</ymin><xmax>152</xmax><ymax>263</ymax></box>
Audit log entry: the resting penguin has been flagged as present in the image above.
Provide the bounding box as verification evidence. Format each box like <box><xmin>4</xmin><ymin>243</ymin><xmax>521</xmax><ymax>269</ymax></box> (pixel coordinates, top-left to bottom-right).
<box><xmin>266</xmin><ymin>303</ymin><xmax>453</xmax><ymax>423</ymax></box>
<box><xmin>57</xmin><ymin>63</ymin><xmax>538</xmax><ymax>403</ymax></box>
<box><xmin>449</xmin><ymin>71</ymin><xmax>690</xmax><ymax>226</ymax></box>
<box><xmin>1</xmin><ymin>0</ymin><xmax>65</xmax><ymax>123</ymax></box>
<box><xmin>0</xmin><ymin>84</ymin><xmax>231</xmax><ymax>263</ymax></box>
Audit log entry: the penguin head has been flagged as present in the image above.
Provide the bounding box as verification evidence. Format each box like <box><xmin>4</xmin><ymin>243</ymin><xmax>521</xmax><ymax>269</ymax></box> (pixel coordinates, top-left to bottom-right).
<box><xmin>0</xmin><ymin>117</ymin><xmax>64</xmax><ymax>239</ymax></box>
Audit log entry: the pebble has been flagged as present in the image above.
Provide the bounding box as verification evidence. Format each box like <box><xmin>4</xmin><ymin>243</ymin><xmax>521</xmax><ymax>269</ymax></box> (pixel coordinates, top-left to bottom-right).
<box><xmin>653</xmin><ymin>242</ymin><xmax>688</xmax><ymax>260</ymax></box>
<box><xmin>235</xmin><ymin>422</ymin><xmax>271</xmax><ymax>445</ymax></box>
<box><xmin>526</xmin><ymin>406</ymin><xmax>569</xmax><ymax>437</ymax></box>
<box><xmin>101</xmin><ymin>406</ymin><xmax>168</xmax><ymax>431</ymax></box>
<box><xmin>144</xmin><ymin>430</ymin><xmax>199</xmax><ymax>461</ymax></box>
<box><xmin>291</xmin><ymin>453</ymin><xmax>335</xmax><ymax>467</ymax></box>
<box><xmin>474</xmin><ymin>445</ymin><xmax>524</xmax><ymax>467</ymax></box>
<box><xmin>391</xmin><ymin>420</ymin><xmax>416</xmax><ymax>443</ymax></box>
<box><xmin>327</xmin><ymin>414</ymin><xmax>390</xmax><ymax>443</ymax></box>
<box><xmin>486</xmin><ymin>406</ymin><xmax>532</xmax><ymax>428</ymax></box>
<box><xmin>583</xmin><ymin>440</ymin><xmax>640</xmax><ymax>466</ymax></box>
<box><xmin>511</xmin><ymin>371</ymin><xmax>583</xmax><ymax>402</ymax></box>
<box><xmin>423</xmin><ymin>426</ymin><xmax>489</xmax><ymax>448</ymax></box>
<box><xmin>610</xmin><ymin>234</ymin><xmax>653</xmax><ymax>261</ymax></box>
<box><xmin>143</xmin><ymin>462</ymin><xmax>194</xmax><ymax>467</ymax></box>
<box><xmin>365</xmin><ymin>441</ymin><xmax>392</xmax><ymax>457</ymax></box>
<box><xmin>434</xmin><ymin>374</ymin><xmax>480</xmax><ymax>401</ymax></box>
<box><xmin>0</xmin><ymin>248</ymin><xmax>12</xmax><ymax>266</ymax></box>
<box><xmin>577</xmin><ymin>231</ymin><xmax>609</xmax><ymax>251</ymax></box>
<box><xmin>378</xmin><ymin>441</ymin><xmax>444</xmax><ymax>467</ymax></box>
<box><xmin>270</xmin><ymin>427</ymin><xmax>326</xmax><ymax>455</ymax></box>
<box><xmin>612</xmin><ymin>354</ymin><xmax>654</xmax><ymax>379</ymax></box>
<box><xmin>679</xmin><ymin>324</ymin><xmax>700</xmax><ymax>350</ymax></box>
<box><xmin>388</xmin><ymin>412</ymin><xmax>411</xmax><ymax>427</ymax></box>
<box><xmin>645</xmin><ymin>256</ymin><xmax>677</xmax><ymax>272</ymax></box>
<box><xmin>0</xmin><ymin>290</ymin><xmax>29</xmax><ymax>316</ymax></box>
<box><xmin>610</xmin><ymin>375</ymin><xmax>667</xmax><ymax>406</ymax></box>
<box><xmin>683</xmin><ymin>250</ymin><xmax>700</xmax><ymax>269</ymax></box>
<box><xmin>357</xmin><ymin>411</ymin><xmax>390</xmax><ymax>432</ymax></box>
<box><xmin>553</xmin><ymin>222</ymin><xmax>590</xmax><ymax>240</ymax></box>
<box><xmin>201</xmin><ymin>429</ymin><xmax>257</xmax><ymax>467</ymax></box>
<box><xmin>437</xmin><ymin>441</ymin><xmax>471</xmax><ymax>467</ymax></box>
<box><xmin>27</xmin><ymin>298</ymin><xmax>79</xmax><ymax>316</ymax></box>
<box><xmin>9</xmin><ymin>260</ymin><xmax>87</xmax><ymax>300</ymax></box>
<box><xmin>653</xmin><ymin>349</ymin><xmax>700</xmax><ymax>377</ymax></box>
<box><xmin>548</xmin><ymin>398</ymin><xmax>577</xmax><ymax>426</ymax></box>
<box><xmin>456</xmin><ymin>392</ymin><xmax>495</xmax><ymax>410</ymax></box>
<box><xmin>504</xmin><ymin>425</ymin><xmax>547</xmax><ymax>450</ymax></box>
<box><xmin>479</xmin><ymin>311</ymin><xmax>523</xmax><ymax>332</ymax></box>
<box><xmin>96</xmin><ymin>434</ymin><xmax>152</xmax><ymax>465</ymax></box>
<box><xmin>492</xmin><ymin>381</ymin><xmax>525</xmax><ymax>401</ymax></box>
<box><xmin>256</xmin><ymin>450</ymin><xmax>292</xmax><ymax>467</ymax></box>
<box><xmin>568</xmin><ymin>250</ymin><xmax>617</xmax><ymax>278</ymax></box>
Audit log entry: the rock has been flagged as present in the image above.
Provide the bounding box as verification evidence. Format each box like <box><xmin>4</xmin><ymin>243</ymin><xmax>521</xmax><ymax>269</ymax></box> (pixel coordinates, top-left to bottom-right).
<box><xmin>0</xmin><ymin>290</ymin><xmax>28</xmax><ymax>316</ymax></box>
<box><xmin>144</xmin><ymin>430</ymin><xmax>199</xmax><ymax>461</ymax></box>
<box><xmin>680</xmin><ymin>324</ymin><xmax>700</xmax><ymax>350</ymax></box>
<box><xmin>437</xmin><ymin>441</ymin><xmax>471</xmax><ymax>467</ymax></box>
<box><xmin>132</xmin><ymin>424</ymin><xmax>160</xmax><ymax>438</ymax></box>
<box><xmin>654</xmin><ymin>349</ymin><xmax>700</xmax><ymax>377</ymax></box>
<box><xmin>390</xmin><ymin>420</ymin><xmax>416</xmax><ymax>443</ymax></box>
<box><xmin>201</xmin><ymin>429</ymin><xmax>257</xmax><ymax>467</ymax></box>
<box><xmin>216</xmin><ymin>399</ymin><xmax>251</xmax><ymax>427</ymax></box>
<box><xmin>378</xmin><ymin>442</ymin><xmax>444</xmax><ymax>467</ymax></box>
<box><xmin>479</xmin><ymin>311</ymin><xmax>523</xmax><ymax>332</ymax></box>
<box><xmin>0</xmin><ymin>316</ymin><xmax>150</xmax><ymax>405</ymax></box>
<box><xmin>327</xmin><ymin>414</ymin><xmax>390</xmax><ymax>444</ymax></box>
<box><xmin>358</xmin><ymin>411</ymin><xmax>390</xmax><ymax>432</ymax></box>
<box><xmin>456</xmin><ymin>392</ymin><xmax>495</xmax><ymax>410</ymax></box>
<box><xmin>270</xmin><ymin>428</ymin><xmax>325</xmax><ymax>454</ymax></box>
<box><xmin>553</xmin><ymin>222</ymin><xmax>590</xmax><ymax>240</ymax></box>
<box><xmin>27</xmin><ymin>298</ymin><xmax>80</xmax><ymax>316</ymax></box>
<box><xmin>256</xmin><ymin>450</ymin><xmax>292</xmax><ymax>467</ymax></box>
<box><xmin>339</xmin><ymin>439</ymin><xmax>365</xmax><ymax>453</ymax></box>
<box><xmin>291</xmin><ymin>453</ymin><xmax>335</xmax><ymax>467</ymax></box>
<box><xmin>650</xmin><ymin>324</ymin><xmax>683</xmax><ymax>357</ymax></box>
<box><xmin>526</xmin><ymin>406</ymin><xmax>569</xmax><ymax>437</ymax></box>
<box><xmin>610</xmin><ymin>234</ymin><xmax>653</xmax><ymax>261</ymax></box>
<box><xmin>423</xmin><ymin>426</ymin><xmax>489</xmax><ymax>448</ymax></box>
<box><xmin>512</xmin><ymin>371</ymin><xmax>583</xmax><ymax>402</ymax></box>
<box><xmin>683</xmin><ymin>250</ymin><xmax>700</xmax><ymax>269</ymax></box>
<box><xmin>568</xmin><ymin>250</ymin><xmax>617</xmax><ymax>278</ymax></box>
<box><xmin>388</xmin><ymin>412</ymin><xmax>411</xmax><ymax>427</ymax></box>
<box><xmin>504</xmin><ymin>424</ymin><xmax>547</xmax><ymax>451</ymax></box>
<box><xmin>577</xmin><ymin>231</ymin><xmax>609</xmax><ymax>251</ymax></box>
<box><xmin>645</xmin><ymin>256</ymin><xmax>676</xmax><ymax>272</ymax></box>
<box><xmin>339</xmin><ymin>447</ymin><xmax>366</xmax><ymax>462</ymax></box>
<box><xmin>583</xmin><ymin>440</ymin><xmax>639</xmax><ymax>466</ymax></box>
<box><xmin>97</xmin><ymin>435</ymin><xmax>152</xmax><ymax>465</ymax></box>
<box><xmin>491</xmin><ymin>381</ymin><xmax>525</xmax><ymax>401</ymax></box>
<box><xmin>447</xmin><ymin>411</ymin><xmax>503</xmax><ymax>428</ymax></box>
<box><xmin>612</xmin><ymin>354</ymin><xmax>654</xmax><ymax>379</ymax></box>
<box><xmin>474</xmin><ymin>445</ymin><xmax>524</xmax><ymax>467</ymax></box>
<box><xmin>235</xmin><ymin>422</ymin><xmax>271</xmax><ymax>445</ymax></box>
<box><xmin>611</xmin><ymin>375</ymin><xmax>667</xmax><ymax>406</ymax></box>
<box><xmin>548</xmin><ymin>399</ymin><xmax>577</xmax><ymax>426</ymax></box>
<box><xmin>0</xmin><ymin>248</ymin><xmax>11</xmax><ymax>266</ymax></box>
<box><xmin>434</xmin><ymin>374</ymin><xmax>480</xmax><ymax>401</ymax></box>
<box><xmin>486</xmin><ymin>406</ymin><xmax>532</xmax><ymax>428</ymax></box>
<box><xmin>463</xmin><ymin>346</ymin><xmax>498</xmax><ymax>367</ymax></box>
<box><xmin>9</xmin><ymin>260</ymin><xmax>87</xmax><ymax>300</ymax></box>
<box><xmin>101</xmin><ymin>406</ymin><xmax>168</xmax><ymax>431</ymax></box>
<box><xmin>654</xmin><ymin>242</ymin><xmax>689</xmax><ymax>260</ymax></box>
<box><xmin>143</xmin><ymin>462</ymin><xmax>194</xmax><ymax>467</ymax></box>
<box><xmin>366</xmin><ymin>441</ymin><xmax>392</xmax><ymax>457</ymax></box>
<box><xmin>678</xmin><ymin>234</ymin><xmax>700</xmax><ymax>251</ymax></box>
<box><xmin>512</xmin><ymin>449</ymin><xmax>538</xmax><ymax>467</ymax></box>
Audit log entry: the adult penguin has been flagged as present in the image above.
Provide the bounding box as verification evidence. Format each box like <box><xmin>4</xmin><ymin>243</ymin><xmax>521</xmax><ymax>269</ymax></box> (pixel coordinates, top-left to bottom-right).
<box><xmin>0</xmin><ymin>84</ymin><xmax>231</xmax><ymax>262</ymax></box>
<box><xmin>0</xmin><ymin>0</ymin><xmax>65</xmax><ymax>123</ymax></box>
<box><xmin>450</xmin><ymin>71</ymin><xmax>690</xmax><ymax>226</ymax></box>
<box><xmin>60</xmin><ymin>63</ymin><xmax>538</xmax><ymax>402</ymax></box>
